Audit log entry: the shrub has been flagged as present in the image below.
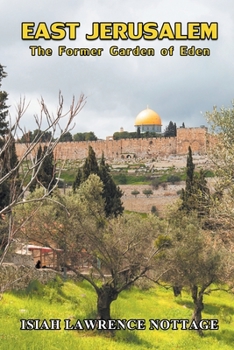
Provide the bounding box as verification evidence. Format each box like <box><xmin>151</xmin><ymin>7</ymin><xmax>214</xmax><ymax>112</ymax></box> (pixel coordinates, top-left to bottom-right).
<box><xmin>131</xmin><ymin>190</ymin><xmax>140</xmax><ymax>198</ymax></box>
<box><xmin>151</xmin><ymin>205</ymin><xmax>158</xmax><ymax>216</ymax></box>
<box><xmin>151</xmin><ymin>178</ymin><xmax>160</xmax><ymax>190</ymax></box>
<box><xmin>167</xmin><ymin>174</ymin><xmax>181</xmax><ymax>184</ymax></box>
<box><xmin>143</xmin><ymin>189</ymin><xmax>153</xmax><ymax>198</ymax></box>
<box><xmin>161</xmin><ymin>182</ymin><xmax>168</xmax><ymax>190</ymax></box>
<box><xmin>118</xmin><ymin>173</ymin><xmax>127</xmax><ymax>184</ymax></box>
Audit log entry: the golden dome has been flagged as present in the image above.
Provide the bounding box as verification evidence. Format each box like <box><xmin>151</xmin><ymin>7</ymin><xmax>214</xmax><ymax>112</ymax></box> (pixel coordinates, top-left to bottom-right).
<box><xmin>134</xmin><ymin>108</ymin><xmax>162</xmax><ymax>126</ymax></box>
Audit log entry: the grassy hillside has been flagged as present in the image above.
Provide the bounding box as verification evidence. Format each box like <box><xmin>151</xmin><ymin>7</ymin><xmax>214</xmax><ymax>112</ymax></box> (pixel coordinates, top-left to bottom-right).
<box><xmin>0</xmin><ymin>278</ymin><xmax>233</xmax><ymax>349</ymax></box>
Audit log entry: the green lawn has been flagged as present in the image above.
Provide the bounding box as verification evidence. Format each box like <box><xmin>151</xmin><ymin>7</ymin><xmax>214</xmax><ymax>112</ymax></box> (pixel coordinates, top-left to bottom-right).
<box><xmin>0</xmin><ymin>279</ymin><xmax>233</xmax><ymax>349</ymax></box>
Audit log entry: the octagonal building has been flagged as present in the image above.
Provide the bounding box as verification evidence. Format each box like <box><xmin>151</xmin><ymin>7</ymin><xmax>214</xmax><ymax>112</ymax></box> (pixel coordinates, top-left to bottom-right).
<box><xmin>134</xmin><ymin>107</ymin><xmax>162</xmax><ymax>134</ymax></box>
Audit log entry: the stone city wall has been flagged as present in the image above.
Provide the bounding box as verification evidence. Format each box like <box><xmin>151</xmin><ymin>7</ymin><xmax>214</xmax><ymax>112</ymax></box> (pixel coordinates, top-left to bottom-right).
<box><xmin>176</xmin><ymin>127</ymin><xmax>207</xmax><ymax>155</ymax></box>
<box><xmin>15</xmin><ymin>127</ymin><xmax>210</xmax><ymax>160</ymax></box>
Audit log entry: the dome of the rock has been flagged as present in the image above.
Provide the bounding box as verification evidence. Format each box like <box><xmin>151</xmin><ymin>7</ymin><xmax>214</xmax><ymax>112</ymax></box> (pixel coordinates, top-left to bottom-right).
<box><xmin>134</xmin><ymin>108</ymin><xmax>162</xmax><ymax>133</ymax></box>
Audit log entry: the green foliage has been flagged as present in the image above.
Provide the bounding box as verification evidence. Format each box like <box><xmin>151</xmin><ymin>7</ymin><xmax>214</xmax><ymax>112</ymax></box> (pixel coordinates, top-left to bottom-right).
<box><xmin>164</xmin><ymin>121</ymin><xmax>177</xmax><ymax>137</ymax></box>
<box><xmin>167</xmin><ymin>174</ymin><xmax>181</xmax><ymax>184</ymax></box>
<box><xmin>19</xmin><ymin>129</ymin><xmax>53</xmax><ymax>143</ymax></box>
<box><xmin>151</xmin><ymin>205</ymin><xmax>158</xmax><ymax>216</ymax></box>
<box><xmin>151</xmin><ymin>177</ymin><xmax>160</xmax><ymax>189</ymax></box>
<box><xmin>29</xmin><ymin>145</ymin><xmax>56</xmax><ymax>192</ymax></box>
<box><xmin>59</xmin><ymin>131</ymin><xmax>72</xmax><ymax>142</ymax></box>
<box><xmin>99</xmin><ymin>153</ymin><xmax>124</xmax><ymax>217</ymax></box>
<box><xmin>137</xmin><ymin>126</ymin><xmax>141</xmax><ymax>138</ymax></box>
<box><xmin>26</xmin><ymin>280</ymin><xmax>45</xmax><ymax>296</ymax></box>
<box><xmin>131</xmin><ymin>190</ymin><xmax>140</xmax><ymax>198</ymax></box>
<box><xmin>82</xmin><ymin>145</ymin><xmax>100</xmax><ymax>182</ymax></box>
<box><xmin>180</xmin><ymin>147</ymin><xmax>210</xmax><ymax>217</ymax></box>
<box><xmin>112</xmin><ymin>174</ymin><xmax>150</xmax><ymax>185</ymax></box>
<box><xmin>0</xmin><ymin>64</ymin><xmax>9</xmax><ymax>138</ymax></box>
<box><xmin>142</xmin><ymin>188</ymin><xmax>153</xmax><ymax>197</ymax></box>
<box><xmin>155</xmin><ymin>234</ymin><xmax>172</xmax><ymax>248</ymax></box>
<box><xmin>73</xmin><ymin>148</ymin><xmax>124</xmax><ymax>217</ymax></box>
<box><xmin>113</xmin><ymin>131</ymin><xmax>161</xmax><ymax>140</ymax></box>
<box><xmin>0</xmin><ymin>65</ymin><xmax>19</xmax><ymax>213</ymax></box>
<box><xmin>72</xmin><ymin>167</ymin><xmax>82</xmax><ymax>192</ymax></box>
<box><xmin>118</xmin><ymin>173</ymin><xmax>127</xmax><ymax>184</ymax></box>
<box><xmin>73</xmin><ymin>131</ymin><xmax>98</xmax><ymax>141</ymax></box>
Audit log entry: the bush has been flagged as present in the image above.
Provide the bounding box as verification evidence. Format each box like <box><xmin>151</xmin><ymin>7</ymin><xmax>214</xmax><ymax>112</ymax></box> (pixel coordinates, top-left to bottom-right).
<box><xmin>151</xmin><ymin>205</ymin><xmax>158</xmax><ymax>216</ymax></box>
<box><xmin>143</xmin><ymin>189</ymin><xmax>153</xmax><ymax>198</ymax></box>
<box><xmin>151</xmin><ymin>178</ymin><xmax>160</xmax><ymax>190</ymax></box>
<box><xmin>118</xmin><ymin>173</ymin><xmax>127</xmax><ymax>184</ymax></box>
<box><xmin>161</xmin><ymin>182</ymin><xmax>168</xmax><ymax>190</ymax></box>
<box><xmin>167</xmin><ymin>174</ymin><xmax>181</xmax><ymax>184</ymax></box>
<box><xmin>131</xmin><ymin>190</ymin><xmax>140</xmax><ymax>198</ymax></box>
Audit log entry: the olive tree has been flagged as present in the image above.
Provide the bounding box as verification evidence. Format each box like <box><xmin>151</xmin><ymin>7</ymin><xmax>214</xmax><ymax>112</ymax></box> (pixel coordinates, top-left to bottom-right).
<box><xmin>156</xmin><ymin>211</ymin><xmax>234</xmax><ymax>336</ymax></box>
<box><xmin>16</xmin><ymin>174</ymin><xmax>168</xmax><ymax>320</ymax></box>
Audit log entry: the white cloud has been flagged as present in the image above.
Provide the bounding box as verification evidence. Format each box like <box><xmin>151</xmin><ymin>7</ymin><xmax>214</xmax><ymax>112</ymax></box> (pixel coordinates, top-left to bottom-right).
<box><xmin>1</xmin><ymin>0</ymin><xmax>234</xmax><ymax>139</ymax></box>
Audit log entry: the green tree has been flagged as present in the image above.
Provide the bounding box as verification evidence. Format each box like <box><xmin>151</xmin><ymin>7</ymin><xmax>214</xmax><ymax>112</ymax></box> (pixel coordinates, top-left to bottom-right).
<box><xmin>82</xmin><ymin>145</ymin><xmax>99</xmax><ymax>182</ymax></box>
<box><xmin>167</xmin><ymin>174</ymin><xmax>181</xmax><ymax>184</ymax></box>
<box><xmin>131</xmin><ymin>189</ymin><xmax>140</xmax><ymax>198</ymax></box>
<box><xmin>73</xmin><ymin>131</ymin><xmax>98</xmax><ymax>141</ymax></box>
<box><xmin>0</xmin><ymin>66</ymin><xmax>19</xmax><ymax>212</ymax></box>
<box><xmin>164</xmin><ymin>121</ymin><xmax>177</xmax><ymax>137</ymax></box>
<box><xmin>29</xmin><ymin>145</ymin><xmax>56</xmax><ymax>192</ymax></box>
<box><xmin>0</xmin><ymin>65</ymin><xmax>9</xmax><ymax>143</ymax></box>
<box><xmin>151</xmin><ymin>178</ymin><xmax>160</xmax><ymax>190</ymax></box>
<box><xmin>59</xmin><ymin>131</ymin><xmax>72</xmax><ymax>142</ymax></box>
<box><xmin>84</xmin><ymin>131</ymin><xmax>98</xmax><ymax>141</ymax></box>
<box><xmin>180</xmin><ymin>147</ymin><xmax>210</xmax><ymax>216</ymax></box>
<box><xmin>72</xmin><ymin>167</ymin><xmax>82</xmax><ymax>192</ymax></box>
<box><xmin>99</xmin><ymin>153</ymin><xmax>124</xmax><ymax>217</ymax></box>
<box><xmin>73</xmin><ymin>132</ymin><xmax>85</xmax><ymax>141</ymax></box>
<box><xmin>157</xmin><ymin>212</ymin><xmax>233</xmax><ymax>336</ymax></box>
<box><xmin>16</xmin><ymin>176</ymin><xmax>166</xmax><ymax>320</ymax></box>
<box><xmin>151</xmin><ymin>205</ymin><xmax>158</xmax><ymax>216</ymax></box>
<box><xmin>19</xmin><ymin>129</ymin><xmax>53</xmax><ymax>143</ymax></box>
<box><xmin>143</xmin><ymin>188</ymin><xmax>153</xmax><ymax>198</ymax></box>
<box><xmin>137</xmin><ymin>126</ymin><xmax>141</xmax><ymax>138</ymax></box>
<box><xmin>73</xmin><ymin>147</ymin><xmax>124</xmax><ymax>217</ymax></box>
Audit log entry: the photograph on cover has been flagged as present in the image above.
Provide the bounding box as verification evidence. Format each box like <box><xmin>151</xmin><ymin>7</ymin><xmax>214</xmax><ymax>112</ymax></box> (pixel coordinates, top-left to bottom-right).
<box><xmin>0</xmin><ymin>0</ymin><xmax>234</xmax><ymax>349</ymax></box>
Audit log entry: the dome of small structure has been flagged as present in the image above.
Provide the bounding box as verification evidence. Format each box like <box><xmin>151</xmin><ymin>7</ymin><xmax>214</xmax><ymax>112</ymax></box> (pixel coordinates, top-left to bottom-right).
<box><xmin>134</xmin><ymin>107</ymin><xmax>162</xmax><ymax>133</ymax></box>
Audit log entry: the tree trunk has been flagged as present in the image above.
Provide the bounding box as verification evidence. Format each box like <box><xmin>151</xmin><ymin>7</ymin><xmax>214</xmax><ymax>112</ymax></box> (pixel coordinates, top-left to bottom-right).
<box><xmin>97</xmin><ymin>284</ymin><xmax>118</xmax><ymax>320</ymax></box>
<box><xmin>173</xmin><ymin>285</ymin><xmax>182</xmax><ymax>297</ymax></box>
<box><xmin>191</xmin><ymin>285</ymin><xmax>204</xmax><ymax>336</ymax></box>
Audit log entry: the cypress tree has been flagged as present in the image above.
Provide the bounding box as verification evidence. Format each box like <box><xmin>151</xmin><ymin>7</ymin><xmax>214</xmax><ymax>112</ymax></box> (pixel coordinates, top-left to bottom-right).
<box><xmin>164</xmin><ymin>121</ymin><xmax>177</xmax><ymax>137</ymax></box>
<box><xmin>0</xmin><ymin>65</ymin><xmax>19</xmax><ymax>211</ymax></box>
<box><xmin>137</xmin><ymin>126</ymin><xmax>141</xmax><ymax>138</ymax></box>
<box><xmin>72</xmin><ymin>167</ymin><xmax>82</xmax><ymax>192</ymax></box>
<box><xmin>180</xmin><ymin>146</ymin><xmax>195</xmax><ymax>212</ymax></box>
<box><xmin>180</xmin><ymin>146</ymin><xmax>210</xmax><ymax>216</ymax></box>
<box><xmin>99</xmin><ymin>153</ymin><xmax>124</xmax><ymax>217</ymax></box>
<box><xmin>29</xmin><ymin>145</ymin><xmax>56</xmax><ymax>192</ymax></box>
<box><xmin>0</xmin><ymin>65</ymin><xmax>9</xmax><ymax>144</ymax></box>
<box><xmin>73</xmin><ymin>147</ymin><xmax>124</xmax><ymax>217</ymax></box>
<box><xmin>185</xmin><ymin>146</ymin><xmax>195</xmax><ymax>196</ymax></box>
<box><xmin>82</xmin><ymin>145</ymin><xmax>99</xmax><ymax>182</ymax></box>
